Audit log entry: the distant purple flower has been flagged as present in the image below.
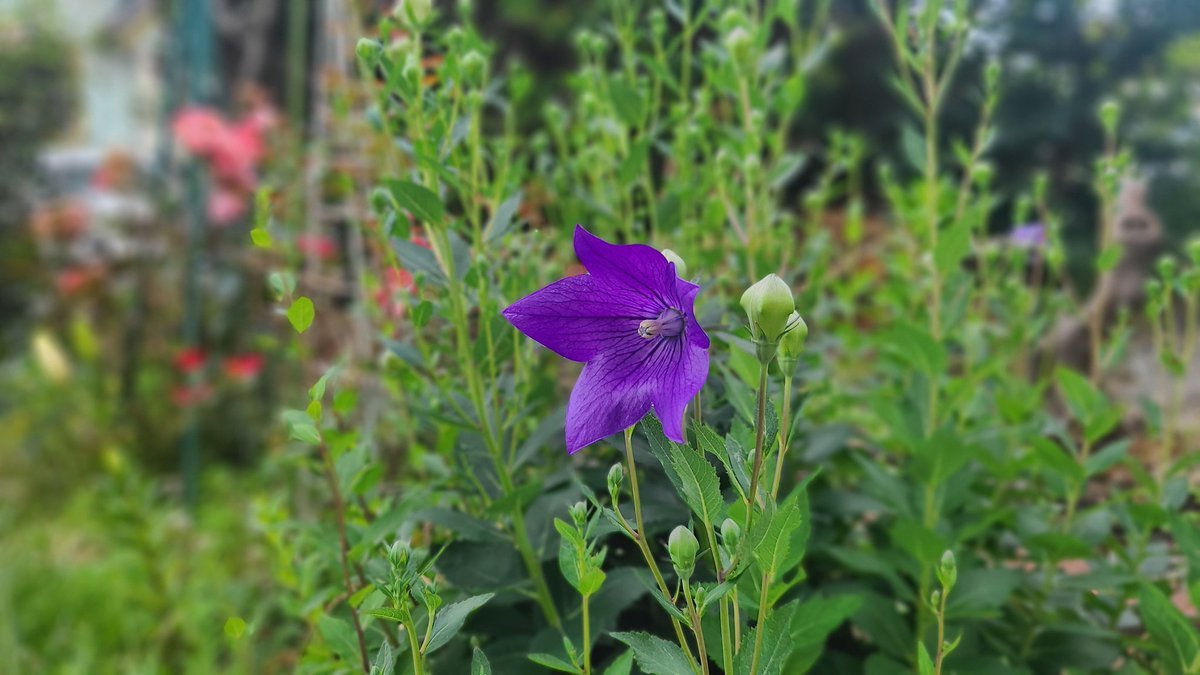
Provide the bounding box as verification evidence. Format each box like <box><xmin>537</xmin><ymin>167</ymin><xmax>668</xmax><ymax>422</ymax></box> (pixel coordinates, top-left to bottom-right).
<box><xmin>1010</xmin><ymin>223</ymin><xmax>1046</xmax><ymax>248</ymax></box>
<box><xmin>503</xmin><ymin>226</ymin><xmax>710</xmax><ymax>453</ymax></box>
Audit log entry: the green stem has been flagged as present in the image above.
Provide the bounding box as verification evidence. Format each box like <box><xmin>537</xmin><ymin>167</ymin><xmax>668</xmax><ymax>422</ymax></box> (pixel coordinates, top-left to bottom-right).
<box><xmin>682</xmin><ymin>580</ymin><xmax>710</xmax><ymax>675</ymax></box>
<box><xmin>747</xmin><ymin>361</ymin><xmax>769</xmax><ymax>524</ymax></box>
<box><xmin>749</xmin><ymin>570</ymin><xmax>771</xmax><ymax>675</ymax></box>
<box><xmin>403</xmin><ymin>617</ymin><xmax>425</xmax><ymax>675</ymax></box>
<box><xmin>703</xmin><ymin>527</ymin><xmax>734</xmax><ymax>674</ymax></box>
<box><xmin>771</xmin><ymin>374</ymin><xmax>793</xmax><ymax>499</ymax></box>
<box><xmin>582</xmin><ymin>594</ymin><xmax>592</xmax><ymax>675</ymax></box>
<box><xmin>624</xmin><ymin>427</ymin><xmax>702</xmax><ymax>674</ymax></box>
<box><xmin>933</xmin><ymin>585</ymin><xmax>949</xmax><ymax>675</ymax></box>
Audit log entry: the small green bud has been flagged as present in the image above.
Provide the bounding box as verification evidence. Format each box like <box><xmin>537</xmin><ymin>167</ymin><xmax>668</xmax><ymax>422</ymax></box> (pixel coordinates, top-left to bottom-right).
<box><xmin>460</xmin><ymin>50</ymin><xmax>486</xmax><ymax>86</ymax></box>
<box><xmin>1187</xmin><ymin>238</ymin><xmax>1200</xmax><ymax>266</ymax></box>
<box><xmin>1145</xmin><ymin>278</ymin><xmax>1163</xmax><ymax>299</ymax></box>
<box><xmin>356</xmin><ymin>38</ymin><xmax>383</xmax><ymax>66</ymax></box>
<box><xmin>971</xmin><ymin>161</ymin><xmax>994</xmax><ymax>187</ymax></box>
<box><xmin>388</xmin><ymin>540</ymin><xmax>410</xmax><ymax>569</ymax></box>
<box><xmin>661</xmin><ymin>249</ymin><xmax>688</xmax><ymax>279</ymax></box>
<box><xmin>394</xmin><ymin>0</ymin><xmax>432</xmax><ymax>26</ymax></box>
<box><xmin>1099</xmin><ymin>99</ymin><xmax>1121</xmax><ymax>137</ymax></box>
<box><xmin>720</xmin><ymin>518</ymin><xmax>741</xmax><ymax>554</ymax></box>
<box><xmin>668</xmin><ymin>525</ymin><xmax>699</xmax><ymax>580</ymax></box>
<box><xmin>777</xmin><ymin>311</ymin><xmax>808</xmax><ymax>364</ymax></box>
<box><xmin>402</xmin><ymin>53</ymin><xmax>421</xmax><ymax>88</ymax></box>
<box><xmin>650</xmin><ymin>9</ymin><xmax>667</xmax><ymax>38</ymax></box>
<box><xmin>1157</xmin><ymin>255</ymin><xmax>1178</xmax><ymax>281</ymax></box>
<box><xmin>930</xmin><ymin>588</ymin><xmax>942</xmax><ymax>608</ymax></box>
<box><xmin>937</xmin><ymin>550</ymin><xmax>957</xmax><ymax>590</ymax></box>
<box><xmin>718</xmin><ymin>8</ymin><xmax>744</xmax><ymax>34</ymax></box>
<box><xmin>724</xmin><ymin>27</ymin><xmax>754</xmax><ymax>69</ymax></box>
<box><xmin>607</xmin><ymin>463</ymin><xmax>624</xmax><ymax>501</ymax></box>
<box><xmin>984</xmin><ymin>60</ymin><xmax>1001</xmax><ymax>92</ymax></box>
<box><xmin>369</xmin><ymin>187</ymin><xmax>392</xmax><ymax>215</ymax></box>
<box><xmin>741</xmin><ymin>274</ymin><xmax>796</xmax><ymax>343</ymax></box>
<box><xmin>569</xmin><ymin>501</ymin><xmax>588</xmax><ymax>530</ymax></box>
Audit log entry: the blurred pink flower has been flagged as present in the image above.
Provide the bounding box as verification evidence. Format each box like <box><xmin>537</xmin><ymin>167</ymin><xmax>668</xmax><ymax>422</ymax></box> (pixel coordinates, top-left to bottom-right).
<box><xmin>297</xmin><ymin>233</ymin><xmax>339</xmax><ymax>260</ymax></box>
<box><xmin>208</xmin><ymin>188</ymin><xmax>248</xmax><ymax>225</ymax></box>
<box><xmin>172</xmin><ymin>107</ymin><xmax>229</xmax><ymax>156</ymax></box>
<box><xmin>376</xmin><ymin>267</ymin><xmax>415</xmax><ymax>319</ymax></box>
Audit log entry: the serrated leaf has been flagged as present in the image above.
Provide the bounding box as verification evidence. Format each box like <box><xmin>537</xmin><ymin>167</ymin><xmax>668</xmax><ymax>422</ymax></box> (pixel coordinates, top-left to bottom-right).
<box><xmin>372</xmin><ymin>641</ymin><xmax>395</xmax><ymax>675</ymax></box>
<box><xmin>754</xmin><ymin>501</ymin><xmax>802</xmax><ymax>579</ymax></box>
<box><xmin>289</xmin><ymin>423</ymin><xmax>321</xmax><ymax>445</ymax></box>
<box><xmin>1139</xmin><ymin>583</ymin><xmax>1200</xmax><ymax>674</ymax></box>
<box><xmin>411</xmin><ymin>300</ymin><xmax>433</xmax><ymax>328</ymax></box>
<box><xmin>644</xmin><ymin>417</ymin><xmax>726</xmax><ymax>526</ymax></box>
<box><xmin>934</xmin><ymin>217</ymin><xmax>971</xmax><ymax>275</ymax></box>
<box><xmin>385</xmin><ymin>179</ymin><xmax>444</xmax><ymax>225</ymax></box>
<box><xmin>611</xmin><ymin>631</ymin><xmax>692</xmax><ymax>675</ymax></box>
<box><xmin>392</xmin><ymin>238</ymin><xmax>445</xmax><ymax>284</ymax></box>
<box><xmin>425</xmin><ymin>593</ymin><xmax>494</xmax><ymax>654</ymax></box>
<box><xmin>287</xmin><ymin>297</ymin><xmax>315</xmax><ymax>333</ymax></box>
<box><xmin>735</xmin><ymin>601</ymin><xmax>800</xmax><ymax>675</ymax></box>
<box><xmin>363</xmin><ymin>607</ymin><xmax>408</xmax><ymax>623</ymax></box>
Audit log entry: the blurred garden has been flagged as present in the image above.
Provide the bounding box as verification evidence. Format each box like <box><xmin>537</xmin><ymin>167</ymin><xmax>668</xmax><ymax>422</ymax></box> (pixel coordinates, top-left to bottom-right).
<box><xmin>3</xmin><ymin>0</ymin><xmax>1200</xmax><ymax>673</ymax></box>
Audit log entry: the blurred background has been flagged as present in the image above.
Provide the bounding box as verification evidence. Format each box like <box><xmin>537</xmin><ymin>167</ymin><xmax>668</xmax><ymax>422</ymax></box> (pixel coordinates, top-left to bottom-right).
<box><xmin>1</xmin><ymin>0</ymin><xmax>1199</xmax><ymax>672</ymax></box>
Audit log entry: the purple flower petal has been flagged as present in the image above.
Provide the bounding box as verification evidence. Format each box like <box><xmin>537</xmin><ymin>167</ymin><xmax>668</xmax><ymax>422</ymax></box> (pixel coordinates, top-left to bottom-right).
<box><xmin>574</xmin><ymin>225</ymin><xmax>681</xmax><ymax>309</ymax></box>
<box><xmin>502</xmin><ymin>275</ymin><xmax>646</xmax><ymax>362</ymax></box>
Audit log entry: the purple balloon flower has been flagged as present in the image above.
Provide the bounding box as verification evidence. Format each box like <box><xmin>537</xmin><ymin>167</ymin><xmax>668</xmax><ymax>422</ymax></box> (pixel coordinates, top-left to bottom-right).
<box><xmin>503</xmin><ymin>226</ymin><xmax>711</xmax><ymax>454</ymax></box>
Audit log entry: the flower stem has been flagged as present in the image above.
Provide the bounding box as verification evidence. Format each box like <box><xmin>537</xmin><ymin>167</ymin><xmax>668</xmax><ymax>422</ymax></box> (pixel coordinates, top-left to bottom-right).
<box><xmin>682</xmin><ymin>580</ymin><xmax>710</xmax><ymax>675</ymax></box>
<box><xmin>624</xmin><ymin>427</ymin><xmax>702</xmax><ymax>674</ymax></box>
<box><xmin>402</xmin><ymin>616</ymin><xmax>425</xmax><ymax>675</ymax></box>
<box><xmin>749</xmin><ymin>569</ymin><xmax>772</xmax><ymax>675</ymax></box>
<box><xmin>703</xmin><ymin>527</ymin><xmax>734</xmax><ymax>674</ymax></box>
<box><xmin>582</xmin><ymin>594</ymin><xmax>592</xmax><ymax>675</ymax></box>
<box><xmin>747</xmin><ymin>361</ymin><xmax>769</xmax><ymax>524</ymax></box>
<box><xmin>770</xmin><ymin>374</ymin><xmax>793</xmax><ymax>499</ymax></box>
<box><xmin>933</xmin><ymin>586</ymin><xmax>949</xmax><ymax>675</ymax></box>
<box><xmin>318</xmin><ymin>441</ymin><xmax>370</xmax><ymax>674</ymax></box>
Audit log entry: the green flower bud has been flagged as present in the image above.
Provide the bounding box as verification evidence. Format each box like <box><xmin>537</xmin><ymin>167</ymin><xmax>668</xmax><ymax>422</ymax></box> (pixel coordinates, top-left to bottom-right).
<box><xmin>607</xmin><ymin>463</ymin><xmax>624</xmax><ymax>501</ymax></box>
<box><xmin>460</xmin><ymin>50</ymin><xmax>486</xmax><ymax>86</ymax></box>
<box><xmin>937</xmin><ymin>550</ymin><xmax>957</xmax><ymax>590</ymax></box>
<box><xmin>724</xmin><ymin>26</ymin><xmax>754</xmax><ymax>69</ymax></box>
<box><xmin>394</xmin><ymin>0</ymin><xmax>432</xmax><ymax>26</ymax></box>
<box><xmin>356</xmin><ymin>38</ymin><xmax>383</xmax><ymax>66</ymax></box>
<box><xmin>1145</xmin><ymin>278</ymin><xmax>1163</xmax><ymax>299</ymax></box>
<box><xmin>720</xmin><ymin>518</ymin><xmax>741</xmax><ymax>554</ymax></box>
<box><xmin>569</xmin><ymin>501</ymin><xmax>588</xmax><ymax>530</ymax></box>
<box><xmin>971</xmin><ymin>161</ymin><xmax>994</xmax><ymax>187</ymax></box>
<box><xmin>741</xmin><ymin>274</ymin><xmax>795</xmax><ymax>344</ymax></box>
<box><xmin>777</xmin><ymin>311</ymin><xmax>808</xmax><ymax>363</ymax></box>
<box><xmin>661</xmin><ymin>249</ymin><xmax>688</xmax><ymax>280</ymax></box>
<box><xmin>1188</xmin><ymin>238</ymin><xmax>1200</xmax><ymax>266</ymax></box>
<box><xmin>1157</xmin><ymin>255</ymin><xmax>1178</xmax><ymax>281</ymax></box>
<box><xmin>668</xmin><ymin>525</ymin><xmax>699</xmax><ymax>580</ymax></box>
<box><xmin>388</xmin><ymin>540</ymin><xmax>410</xmax><ymax>569</ymax></box>
<box><xmin>930</xmin><ymin>588</ymin><xmax>942</xmax><ymax>608</ymax></box>
<box><xmin>1098</xmin><ymin>99</ymin><xmax>1121</xmax><ymax>137</ymax></box>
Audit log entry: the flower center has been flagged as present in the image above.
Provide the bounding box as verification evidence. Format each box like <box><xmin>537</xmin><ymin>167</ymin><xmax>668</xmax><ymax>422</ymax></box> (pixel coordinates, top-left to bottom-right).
<box><xmin>638</xmin><ymin>308</ymin><xmax>685</xmax><ymax>339</ymax></box>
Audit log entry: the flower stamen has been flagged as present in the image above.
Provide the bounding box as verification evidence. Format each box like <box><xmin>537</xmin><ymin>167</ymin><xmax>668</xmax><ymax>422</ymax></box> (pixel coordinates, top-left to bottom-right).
<box><xmin>639</xmin><ymin>308</ymin><xmax>685</xmax><ymax>339</ymax></box>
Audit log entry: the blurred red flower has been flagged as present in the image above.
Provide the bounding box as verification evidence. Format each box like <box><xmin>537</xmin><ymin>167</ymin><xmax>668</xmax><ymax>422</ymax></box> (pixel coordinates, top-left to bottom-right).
<box><xmin>297</xmin><ymin>233</ymin><xmax>339</xmax><ymax>260</ymax></box>
<box><xmin>223</xmin><ymin>353</ymin><xmax>265</xmax><ymax>381</ymax></box>
<box><xmin>174</xmin><ymin>347</ymin><xmax>207</xmax><ymax>374</ymax></box>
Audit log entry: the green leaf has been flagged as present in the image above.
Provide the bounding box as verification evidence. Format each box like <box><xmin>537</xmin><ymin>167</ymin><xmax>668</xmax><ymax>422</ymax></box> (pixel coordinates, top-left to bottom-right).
<box><xmin>735</xmin><ymin>601</ymin><xmax>800</xmax><ymax>675</ymax></box>
<box><xmin>392</xmin><ymin>238</ymin><xmax>446</xmax><ymax>284</ymax></box>
<box><xmin>644</xmin><ymin>417</ymin><xmax>726</xmax><ymax>526</ymax></box>
<box><xmin>694</xmin><ymin>425</ymin><xmax>748</xmax><ymax>502</ymax></box>
<box><xmin>385</xmin><ymin>179</ymin><xmax>444</xmax><ymax>225</ymax></box>
<box><xmin>362</xmin><ymin>607</ymin><xmax>407</xmax><ymax>623</ymax></box>
<box><xmin>1085</xmin><ymin>439</ymin><xmax>1130</xmax><ymax>477</ymax></box>
<box><xmin>754</xmin><ymin>501</ymin><xmax>802</xmax><ymax>579</ymax></box>
<box><xmin>608</xmin><ymin>78</ymin><xmax>644</xmax><ymax>127</ymax></box>
<box><xmin>470</xmin><ymin>647</ymin><xmax>492</xmax><ymax>675</ymax></box>
<box><xmin>602</xmin><ymin>650</ymin><xmax>634</xmax><ymax>675</ymax></box>
<box><xmin>287</xmin><ymin>296</ymin><xmax>315</xmax><ymax>334</ymax></box>
<box><xmin>250</xmin><ymin>227</ymin><xmax>272</xmax><ymax>248</ymax></box>
<box><xmin>1139</xmin><ymin>583</ymin><xmax>1200</xmax><ymax>674</ymax></box>
<box><xmin>289</xmin><ymin>422</ymin><xmax>321</xmax><ymax>445</ymax></box>
<box><xmin>1097</xmin><ymin>244</ymin><xmax>1122</xmax><ymax>271</ymax></box>
<box><xmin>784</xmin><ymin>593</ymin><xmax>863</xmax><ymax>673</ymax></box>
<box><xmin>618</xmin><ymin>138</ymin><xmax>650</xmax><ymax>186</ymax></box>
<box><xmin>917</xmin><ymin>642</ymin><xmax>935</xmax><ymax>675</ymax></box>
<box><xmin>901</xmin><ymin>124</ymin><xmax>926</xmax><ymax>172</ymax></box>
<box><xmin>934</xmin><ymin>217</ymin><xmax>971</xmax><ymax>275</ymax></box>
<box><xmin>411</xmin><ymin>300</ymin><xmax>433</xmax><ymax>328</ymax></box>
<box><xmin>1055</xmin><ymin>366</ymin><xmax>1105</xmax><ymax>425</ymax></box>
<box><xmin>611</xmin><ymin>631</ymin><xmax>692</xmax><ymax>675</ymax></box>
<box><xmin>528</xmin><ymin>653</ymin><xmax>579</xmax><ymax>673</ymax></box>
<box><xmin>317</xmin><ymin>614</ymin><xmax>362</xmax><ymax>666</ymax></box>
<box><xmin>372</xmin><ymin>641</ymin><xmax>396</xmax><ymax>675</ymax></box>
<box><xmin>485</xmin><ymin>190</ymin><xmax>522</xmax><ymax>244</ymax></box>
<box><xmin>425</xmin><ymin>593</ymin><xmax>494</xmax><ymax>654</ymax></box>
